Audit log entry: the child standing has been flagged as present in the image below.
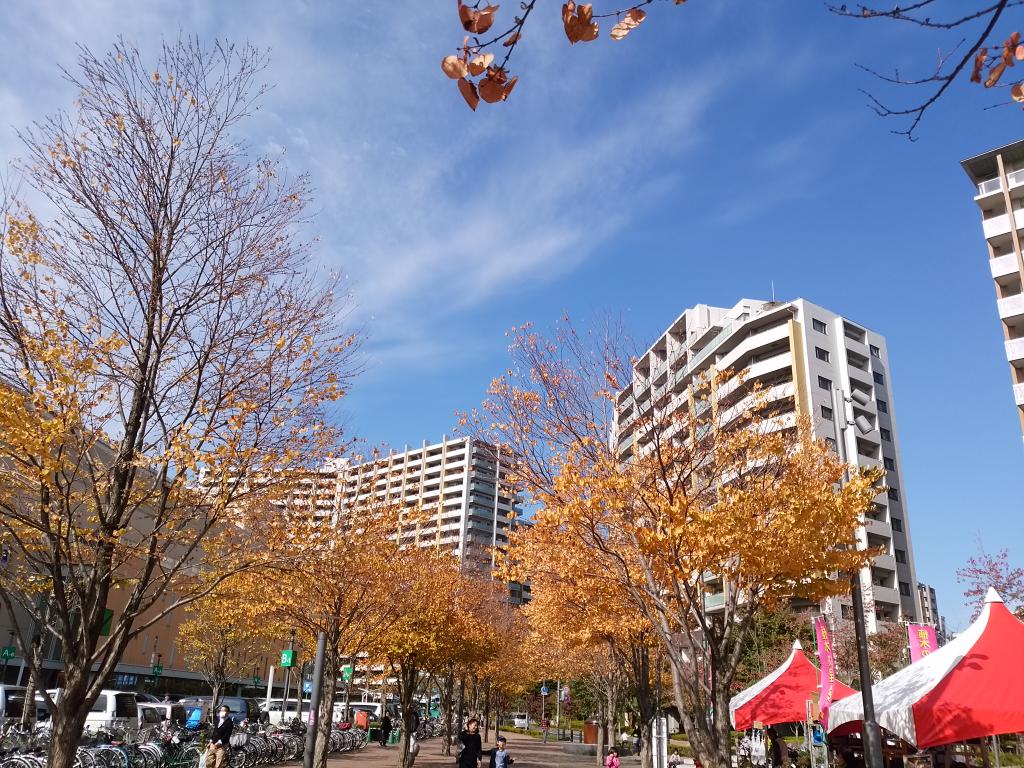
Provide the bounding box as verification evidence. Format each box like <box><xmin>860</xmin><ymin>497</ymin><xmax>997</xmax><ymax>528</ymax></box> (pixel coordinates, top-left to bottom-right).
<box><xmin>605</xmin><ymin>746</ymin><xmax>621</xmax><ymax>768</ymax></box>
<box><xmin>488</xmin><ymin>736</ymin><xmax>514</xmax><ymax>768</ymax></box>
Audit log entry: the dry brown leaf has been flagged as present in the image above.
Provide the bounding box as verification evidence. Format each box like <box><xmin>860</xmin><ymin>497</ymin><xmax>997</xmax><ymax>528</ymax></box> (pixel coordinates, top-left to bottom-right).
<box><xmin>468</xmin><ymin>53</ymin><xmax>494</xmax><ymax>77</ymax></box>
<box><xmin>562</xmin><ymin>1</ymin><xmax>599</xmax><ymax>44</ymax></box>
<box><xmin>459</xmin><ymin>2</ymin><xmax>500</xmax><ymax>34</ymax></box>
<box><xmin>479</xmin><ymin>67</ymin><xmax>518</xmax><ymax>103</ymax></box>
<box><xmin>503</xmin><ymin>31</ymin><xmax>521</xmax><ymax>47</ymax></box>
<box><xmin>457</xmin><ymin>78</ymin><xmax>480</xmax><ymax>111</ymax></box>
<box><xmin>986</xmin><ymin>60</ymin><xmax>1008</xmax><ymax>88</ymax></box>
<box><xmin>1012</xmin><ymin>83</ymin><xmax>1024</xmax><ymax>103</ymax></box>
<box><xmin>972</xmin><ymin>48</ymin><xmax>988</xmax><ymax>83</ymax></box>
<box><xmin>442</xmin><ymin>55</ymin><xmax>469</xmax><ymax>80</ymax></box>
<box><xmin>610</xmin><ymin>8</ymin><xmax>646</xmax><ymax>40</ymax></box>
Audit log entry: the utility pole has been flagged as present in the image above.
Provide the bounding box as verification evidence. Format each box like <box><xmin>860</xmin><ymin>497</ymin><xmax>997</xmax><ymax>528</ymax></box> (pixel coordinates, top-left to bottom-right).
<box><xmin>831</xmin><ymin>386</ymin><xmax>884</xmax><ymax>768</ymax></box>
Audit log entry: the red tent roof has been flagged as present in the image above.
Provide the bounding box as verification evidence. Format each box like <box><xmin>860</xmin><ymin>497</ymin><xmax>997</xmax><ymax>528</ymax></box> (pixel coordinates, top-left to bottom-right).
<box><xmin>730</xmin><ymin>640</ymin><xmax>857</xmax><ymax>730</ymax></box>
<box><xmin>829</xmin><ymin>589</ymin><xmax>1024</xmax><ymax>748</ymax></box>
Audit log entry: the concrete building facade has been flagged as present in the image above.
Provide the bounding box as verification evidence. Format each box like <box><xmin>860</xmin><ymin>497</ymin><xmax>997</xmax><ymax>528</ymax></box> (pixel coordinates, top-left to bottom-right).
<box><xmin>917</xmin><ymin>582</ymin><xmax>948</xmax><ymax>644</ymax></box>
<box><xmin>614</xmin><ymin>298</ymin><xmax>922</xmax><ymax>629</ymax></box>
<box><xmin>961</xmin><ymin>140</ymin><xmax>1024</xmax><ymax>441</ymax></box>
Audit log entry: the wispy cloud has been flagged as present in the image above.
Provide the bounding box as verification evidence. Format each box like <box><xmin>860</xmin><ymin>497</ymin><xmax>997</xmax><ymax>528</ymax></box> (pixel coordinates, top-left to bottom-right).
<box><xmin>0</xmin><ymin>0</ymin><xmax>732</xmax><ymax>373</ymax></box>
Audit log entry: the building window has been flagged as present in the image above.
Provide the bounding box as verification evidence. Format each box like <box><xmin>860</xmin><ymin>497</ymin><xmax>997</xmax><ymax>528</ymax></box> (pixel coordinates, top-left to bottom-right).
<box><xmin>825</xmin><ymin>437</ymin><xmax>838</xmax><ymax>452</ymax></box>
<box><xmin>821</xmin><ymin>405</ymin><xmax>833</xmax><ymax>420</ymax></box>
<box><xmin>888</xmin><ymin>487</ymin><xmax>900</xmax><ymax>501</ymax></box>
<box><xmin>812</xmin><ymin>318</ymin><xmax>828</xmax><ymax>334</ymax></box>
<box><xmin>877</xmin><ymin>399</ymin><xmax>889</xmax><ymax>413</ymax></box>
<box><xmin>880</xmin><ymin>428</ymin><xmax>892</xmax><ymax>441</ymax></box>
<box><xmin>815</xmin><ymin>347</ymin><xmax>830</xmax><ymax>362</ymax></box>
<box><xmin>873</xmin><ymin>371</ymin><xmax>885</xmax><ymax>385</ymax></box>
<box><xmin>899</xmin><ymin>581</ymin><xmax>912</xmax><ymax>597</ymax></box>
<box><xmin>883</xmin><ymin>457</ymin><xmax>896</xmax><ymax>471</ymax></box>
<box><xmin>892</xmin><ymin>517</ymin><xmax>903</xmax><ymax>532</ymax></box>
<box><xmin>870</xmin><ymin>344</ymin><xmax>881</xmax><ymax>358</ymax></box>
<box><xmin>818</xmin><ymin>375</ymin><xmax>832</xmax><ymax>391</ymax></box>
<box><xmin>841</xmin><ymin>604</ymin><xmax>853</xmax><ymax>619</ymax></box>
<box><xmin>895</xmin><ymin>549</ymin><xmax>907</xmax><ymax>564</ymax></box>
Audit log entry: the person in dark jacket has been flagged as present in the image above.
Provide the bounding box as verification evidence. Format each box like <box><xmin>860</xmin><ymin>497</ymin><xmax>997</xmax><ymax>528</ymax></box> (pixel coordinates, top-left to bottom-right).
<box><xmin>207</xmin><ymin>705</ymin><xmax>234</xmax><ymax>768</ymax></box>
<box><xmin>767</xmin><ymin>727</ymin><xmax>785</xmax><ymax>768</ymax></box>
<box><xmin>458</xmin><ymin>718</ymin><xmax>483</xmax><ymax>768</ymax></box>
<box><xmin>380</xmin><ymin>714</ymin><xmax>393</xmax><ymax>747</ymax></box>
<box><xmin>487</xmin><ymin>736</ymin><xmax>513</xmax><ymax>768</ymax></box>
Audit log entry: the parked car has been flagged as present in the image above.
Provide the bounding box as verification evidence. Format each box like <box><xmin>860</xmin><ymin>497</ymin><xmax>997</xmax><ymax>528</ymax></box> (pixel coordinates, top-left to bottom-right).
<box><xmin>138</xmin><ymin>701</ymin><xmax>188</xmax><ymax>725</ymax></box>
<box><xmin>178</xmin><ymin>696</ymin><xmax>265</xmax><ymax>725</ymax></box>
<box><xmin>512</xmin><ymin>713</ymin><xmax>529</xmax><ymax>729</ymax></box>
<box><xmin>46</xmin><ymin>688</ymin><xmax>139</xmax><ymax>733</ymax></box>
<box><xmin>0</xmin><ymin>685</ymin><xmax>48</xmax><ymax>724</ymax></box>
<box><xmin>263</xmin><ymin>699</ymin><xmax>306</xmax><ymax>725</ymax></box>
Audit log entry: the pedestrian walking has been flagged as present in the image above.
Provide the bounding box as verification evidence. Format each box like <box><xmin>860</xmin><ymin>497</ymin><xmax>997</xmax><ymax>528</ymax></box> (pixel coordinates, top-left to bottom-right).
<box><xmin>458</xmin><ymin>718</ymin><xmax>483</xmax><ymax>768</ymax></box>
<box><xmin>605</xmin><ymin>746</ymin><xmax>621</xmax><ymax>768</ymax></box>
<box><xmin>206</xmin><ymin>705</ymin><xmax>234</xmax><ymax>768</ymax></box>
<box><xmin>767</xmin><ymin>727</ymin><xmax>785</xmax><ymax>768</ymax></box>
<box><xmin>380</xmin><ymin>713</ymin><xmax>393</xmax><ymax>747</ymax></box>
<box><xmin>488</xmin><ymin>736</ymin><xmax>514</xmax><ymax>768</ymax></box>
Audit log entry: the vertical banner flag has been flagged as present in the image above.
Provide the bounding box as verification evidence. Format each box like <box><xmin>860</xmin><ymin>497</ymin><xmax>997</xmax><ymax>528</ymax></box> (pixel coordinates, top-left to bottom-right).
<box><xmin>907</xmin><ymin>623</ymin><xmax>937</xmax><ymax>663</ymax></box>
<box><xmin>813</xmin><ymin>617</ymin><xmax>837</xmax><ymax>728</ymax></box>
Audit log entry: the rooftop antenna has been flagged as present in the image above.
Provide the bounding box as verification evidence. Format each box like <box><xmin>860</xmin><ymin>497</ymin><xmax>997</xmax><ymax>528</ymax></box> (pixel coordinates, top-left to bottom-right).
<box><xmin>771</xmin><ymin>280</ymin><xmax>776</xmax><ymax>303</ymax></box>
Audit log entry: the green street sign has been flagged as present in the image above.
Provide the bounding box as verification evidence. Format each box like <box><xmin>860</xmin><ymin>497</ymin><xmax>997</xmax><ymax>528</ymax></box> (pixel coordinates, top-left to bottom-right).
<box><xmin>253</xmin><ymin>676</ymin><xmax>261</xmax><ymax>688</ymax></box>
<box><xmin>340</xmin><ymin>664</ymin><xmax>353</xmax><ymax>682</ymax></box>
<box><xmin>280</xmin><ymin>649</ymin><xmax>295</xmax><ymax>668</ymax></box>
<box><xmin>0</xmin><ymin>646</ymin><xmax>16</xmax><ymax>661</ymax></box>
<box><xmin>152</xmin><ymin>664</ymin><xmax>163</xmax><ymax>677</ymax></box>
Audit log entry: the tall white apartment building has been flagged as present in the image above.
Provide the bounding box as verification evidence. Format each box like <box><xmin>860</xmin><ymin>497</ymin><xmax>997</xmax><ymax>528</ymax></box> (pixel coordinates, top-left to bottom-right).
<box><xmin>333</xmin><ymin>436</ymin><xmax>522</xmax><ymax>580</ymax></box>
<box><xmin>614</xmin><ymin>298</ymin><xmax>921</xmax><ymax>628</ymax></box>
<box><xmin>961</xmin><ymin>140</ymin><xmax>1024</xmax><ymax>441</ymax></box>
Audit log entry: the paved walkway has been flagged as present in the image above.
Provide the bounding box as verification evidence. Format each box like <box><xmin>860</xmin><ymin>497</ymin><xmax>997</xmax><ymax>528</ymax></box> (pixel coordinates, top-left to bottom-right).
<box><xmin>326</xmin><ymin>733</ymin><xmax>618</xmax><ymax>768</ymax></box>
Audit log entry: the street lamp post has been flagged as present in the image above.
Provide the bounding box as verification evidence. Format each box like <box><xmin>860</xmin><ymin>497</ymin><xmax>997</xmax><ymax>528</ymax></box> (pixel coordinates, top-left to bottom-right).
<box><xmin>830</xmin><ymin>386</ymin><xmax>884</xmax><ymax>768</ymax></box>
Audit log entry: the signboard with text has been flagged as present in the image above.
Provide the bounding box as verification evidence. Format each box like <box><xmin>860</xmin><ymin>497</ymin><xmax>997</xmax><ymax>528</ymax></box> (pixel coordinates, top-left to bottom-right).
<box><xmin>908</xmin><ymin>623</ymin><xmax>938</xmax><ymax>663</ymax></box>
<box><xmin>280</xmin><ymin>649</ymin><xmax>295</xmax><ymax>668</ymax></box>
<box><xmin>813</xmin><ymin>617</ymin><xmax>837</xmax><ymax>728</ymax></box>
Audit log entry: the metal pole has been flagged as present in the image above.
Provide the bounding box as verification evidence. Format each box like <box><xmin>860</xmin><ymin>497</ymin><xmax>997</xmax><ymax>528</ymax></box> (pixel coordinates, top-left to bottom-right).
<box><xmin>303</xmin><ymin>631</ymin><xmax>328</xmax><ymax>768</ymax></box>
<box><xmin>283</xmin><ymin>630</ymin><xmax>295</xmax><ymax>723</ymax></box>
<box><xmin>831</xmin><ymin>387</ymin><xmax>883</xmax><ymax>768</ymax></box>
<box><xmin>265</xmin><ymin>666</ymin><xmax>275</xmax><ymax>712</ymax></box>
<box><xmin>851</xmin><ymin>575</ymin><xmax>883</xmax><ymax>768</ymax></box>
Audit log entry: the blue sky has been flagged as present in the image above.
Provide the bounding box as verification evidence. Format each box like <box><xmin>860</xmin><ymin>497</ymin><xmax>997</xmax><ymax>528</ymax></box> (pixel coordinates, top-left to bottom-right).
<box><xmin>1</xmin><ymin>1</ymin><xmax>1021</xmax><ymax>631</ymax></box>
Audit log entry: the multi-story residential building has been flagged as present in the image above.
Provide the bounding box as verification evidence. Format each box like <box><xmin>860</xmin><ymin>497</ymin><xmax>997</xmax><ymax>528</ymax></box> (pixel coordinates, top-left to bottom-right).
<box><xmin>333</xmin><ymin>436</ymin><xmax>523</xmax><ymax>581</ymax></box>
<box><xmin>917</xmin><ymin>582</ymin><xmax>948</xmax><ymax>644</ymax></box>
<box><xmin>961</xmin><ymin>140</ymin><xmax>1024</xmax><ymax>441</ymax></box>
<box><xmin>614</xmin><ymin>298</ymin><xmax>921</xmax><ymax>629</ymax></box>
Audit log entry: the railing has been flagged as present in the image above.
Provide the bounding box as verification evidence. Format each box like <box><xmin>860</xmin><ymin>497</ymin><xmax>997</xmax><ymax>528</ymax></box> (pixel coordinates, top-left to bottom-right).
<box><xmin>978</xmin><ymin>177</ymin><xmax>1002</xmax><ymax>195</ymax></box>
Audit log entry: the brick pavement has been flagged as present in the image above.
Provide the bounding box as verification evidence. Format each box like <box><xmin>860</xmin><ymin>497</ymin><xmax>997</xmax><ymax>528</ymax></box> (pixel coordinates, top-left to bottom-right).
<box><xmin>325</xmin><ymin>733</ymin><xmax>623</xmax><ymax>768</ymax></box>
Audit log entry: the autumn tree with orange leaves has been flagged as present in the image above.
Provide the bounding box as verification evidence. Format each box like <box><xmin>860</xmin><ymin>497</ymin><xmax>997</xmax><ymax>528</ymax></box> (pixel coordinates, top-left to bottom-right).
<box><xmin>471</xmin><ymin>317</ymin><xmax>883</xmax><ymax>768</ymax></box>
<box><xmin>240</xmin><ymin>492</ymin><xmax>408</xmax><ymax>768</ymax></box>
<box><xmin>442</xmin><ymin>1</ymin><xmax>1023</xmax><ymax>137</ymax></box>
<box><xmin>0</xmin><ymin>38</ymin><xmax>357</xmax><ymax>768</ymax></box>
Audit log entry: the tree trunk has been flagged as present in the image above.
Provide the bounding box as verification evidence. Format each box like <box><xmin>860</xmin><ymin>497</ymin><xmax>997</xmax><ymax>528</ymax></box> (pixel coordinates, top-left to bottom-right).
<box><xmin>596</xmin><ymin>697</ymin><xmax>608</xmax><ymax>767</ymax></box>
<box><xmin>483</xmin><ymin>682</ymin><xmax>491</xmax><ymax>743</ymax></box>
<box><xmin>19</xmin><ymin>637</ymin><xmax>42</xmax><ymax>729</ymax></box>
<box><xmin>397</xmin><ymin>661</ymin><xmax>420</xmax><ymax>768</ymax></box>
<box><xmin>440</xmin><ymin>666</ymin><xmax>456</xmax><ymax>756</ymax></box>
<box><xmin>313</xmin><ymin>641</ymin><xmax>339</xmax><ymax>768</ymax></box>
<box><xmin>47</xmin><ymin>696</ymin><xmax>92</xmax><ymax>768</ymax></box>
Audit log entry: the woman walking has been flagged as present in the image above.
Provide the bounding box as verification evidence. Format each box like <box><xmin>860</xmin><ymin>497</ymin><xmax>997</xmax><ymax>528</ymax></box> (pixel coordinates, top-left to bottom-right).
<box><xmin>458</xmin><ymin>719</ymin><xmax>483</xmax><ymax>768</ymax></box>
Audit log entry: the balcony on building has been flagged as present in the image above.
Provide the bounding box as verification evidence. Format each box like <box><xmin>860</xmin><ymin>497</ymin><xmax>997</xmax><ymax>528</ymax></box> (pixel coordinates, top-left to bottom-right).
<box><xmin>998</xmin><ymin>291</ymin><xmax>1024</xmax><ymax>323</ymax></box>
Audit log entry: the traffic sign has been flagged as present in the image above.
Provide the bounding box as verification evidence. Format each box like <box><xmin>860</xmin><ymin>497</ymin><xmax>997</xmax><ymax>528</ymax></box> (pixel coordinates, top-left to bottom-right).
<box><xmin>280</xmin><ymin>649</ymin><xmax>295</xmax><ymax>668</ymax></box>
<box><xmin>540</xmin><ymin>685</ymin><xmax>549</xmax><ymax>696</ymax></box>
<box><xmin>152</xmin><ymin>664</ymin><xmax>163</xmax><ymax>677</ymax></box>
<box><xmin>340</xmin><ymin>664</ymin><xmax>353</xmax><ymax>682</ymax></box>
<box><xmin>303</xmin><ymin>681</ymin><xmax>312</xmax><ymax>694</ymax></box>
<box><xmin>0</xmin><ymin>646</ymin><xmax>15</xmax><ymax>661</ymax></box>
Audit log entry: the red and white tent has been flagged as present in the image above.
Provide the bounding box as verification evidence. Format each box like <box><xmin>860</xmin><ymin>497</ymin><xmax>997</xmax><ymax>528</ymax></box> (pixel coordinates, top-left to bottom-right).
<box><xmin>730</xmin><ymin>640</ymin><xmax>857</xmax><ymax>730</ymax></box>
<box><xmin>829</xmin><ymin>588</ymin><xmax>1024</xmax><ymax>748</ymax></box>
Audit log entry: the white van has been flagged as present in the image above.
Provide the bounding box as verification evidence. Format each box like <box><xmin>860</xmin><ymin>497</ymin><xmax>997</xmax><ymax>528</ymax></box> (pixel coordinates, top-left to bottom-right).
<box><xmin>512</xmin><ymin>712</ymin><xmax>528</xmax><ymax>729</ymax></box>
<box><xmin>0</xmin><ymin>685</ymin><xmax>47</xmax><ymax>724</ymax></box>
<box><xmin>47</xmin><ymin>688</ymin><xmax>139</xmax><ymax>733</ymax></box>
